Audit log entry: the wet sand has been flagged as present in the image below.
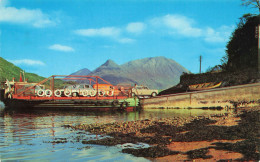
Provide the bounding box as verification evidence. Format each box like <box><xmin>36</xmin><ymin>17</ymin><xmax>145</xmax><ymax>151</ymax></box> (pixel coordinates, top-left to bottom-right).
<box><xmin>67</xmin><ymin>107</ymin><xmax>260</xmax><ymax>161</ymax></box>
<box><xmin>156</xmin><ymin>140</ymin><xmax>244</xmax><ymax>161</ymax></box>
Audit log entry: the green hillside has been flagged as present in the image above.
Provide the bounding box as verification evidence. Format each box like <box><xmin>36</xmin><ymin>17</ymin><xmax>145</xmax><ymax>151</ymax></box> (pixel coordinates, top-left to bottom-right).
<box><xmin>0</xmin><ymin>57</ymin><xmax>45</xmax><ymax>83</ymax></box>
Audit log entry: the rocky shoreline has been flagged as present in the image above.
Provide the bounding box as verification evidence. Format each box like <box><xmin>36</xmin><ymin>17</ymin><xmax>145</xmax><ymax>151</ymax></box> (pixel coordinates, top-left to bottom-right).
<box><xmin>65</xmin><ymin>107</ymin><xmax>260</xmax><ymax>161</ymax></box>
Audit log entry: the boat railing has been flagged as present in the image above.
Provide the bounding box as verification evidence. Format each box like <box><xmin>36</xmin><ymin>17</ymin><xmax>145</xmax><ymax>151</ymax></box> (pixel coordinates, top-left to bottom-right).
<box><xmin>11</xmin><ymin>75</ymin><xmax>132</xmax><ymax>100</ymax></box>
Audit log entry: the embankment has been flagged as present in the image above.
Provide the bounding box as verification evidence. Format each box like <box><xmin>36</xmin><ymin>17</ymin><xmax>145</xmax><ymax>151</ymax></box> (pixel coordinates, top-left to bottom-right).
<box><xmin>141</xmin><ymin>82</ymin><xmax>260</xmax><ymax>109</ymax></box>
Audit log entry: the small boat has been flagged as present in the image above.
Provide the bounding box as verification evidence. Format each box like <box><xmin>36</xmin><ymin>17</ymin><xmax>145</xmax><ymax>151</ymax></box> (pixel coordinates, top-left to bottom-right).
<box><xmin>188</xmin><ymin>82</ymin><xmax>222</xmax><ymax>91</ymax></box>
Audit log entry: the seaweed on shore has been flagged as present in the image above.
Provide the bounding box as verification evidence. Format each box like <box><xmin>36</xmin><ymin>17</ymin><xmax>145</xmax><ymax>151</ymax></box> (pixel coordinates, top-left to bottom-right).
<box><xmin>178</xmin><ymin>110</ymin><xmax>259</xmax><ymax>161</ymax></box>
<box><xmin>140</xmin><ymin>124</ymin><xmax>179</xmax><ymax>137</ymax></box>
<box><xmin>43</xmin><ymin>138</ymin><xmax>68</xmax><ymax>144</ymax></box>
<box><xmin>140</xmin><ymin>118</ymin><xmax>218</xmax><ymax>142</ymax></box>
<box><xmin>71</xmin><ymin>109</ymin><xmax>260</xmax><ymax>160</ymax></box>
<box><xmin>173</xmin><ymin>111</ymin><xmax>259</xmax><ymax>142</ymax></box>
<box><xmin>122</xmin><ymin>145</ymin><xmax>179</xmax><ymax>158</ymax></box>
<box><xmin>186</xmin><ymin>148</ymin><xmax>212</xmax><ymax>159</ymax></box>
<box><xmin>212</xmin><ymin>139</ymin><xmax>260</xmax><ymax>160</ymax></box>
<box><xmin>82</xmin><ymin>137</ymin><xmax>124</xmax><ymax>146</ymax></box>
<box><xmin>82</xmin><ymin>131</ymin><xmax>173</xmax><ymax>146</ymax></box>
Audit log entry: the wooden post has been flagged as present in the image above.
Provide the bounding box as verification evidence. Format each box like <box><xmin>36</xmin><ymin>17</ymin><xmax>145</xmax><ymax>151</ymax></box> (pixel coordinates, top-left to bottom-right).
<box><xmin>258</xmin><ymin>25</ymin><xmax>260</xmax><ymax>73</ymax></box>
<box><xmin>96</xmin><ymin>77</ymin><xmax>98</xmax><ymax>100</ymax></box>
<box><xmin>199</xmin><ymin>55</ymin><xmax>202</xmax><ymax>73</ymax></box>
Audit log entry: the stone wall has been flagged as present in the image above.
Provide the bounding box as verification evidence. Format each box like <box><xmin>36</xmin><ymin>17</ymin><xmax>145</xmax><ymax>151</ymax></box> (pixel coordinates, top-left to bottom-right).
<box><xmin>141</xmin><ymin>83</ymin><xmax>260</xmax><ymax>109</ymax></box>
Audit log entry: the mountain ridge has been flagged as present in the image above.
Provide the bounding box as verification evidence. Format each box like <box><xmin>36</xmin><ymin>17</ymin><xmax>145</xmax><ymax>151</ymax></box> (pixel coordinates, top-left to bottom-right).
<box><xmin>73</xmin><ymin>56</ymin><xmax>189</xmax><ymax>89</ymax></box>
<box><xmin>70</xmin><ymin>68</ymin><xmax>91</xmax><ymax>76</ymax></box>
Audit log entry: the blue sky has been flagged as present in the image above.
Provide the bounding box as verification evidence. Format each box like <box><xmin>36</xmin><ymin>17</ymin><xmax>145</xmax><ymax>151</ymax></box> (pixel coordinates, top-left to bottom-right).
<box><xmin>0</xmin><ymin>0</ymin><xmax>256</xmax><ymax>77</ymax></box>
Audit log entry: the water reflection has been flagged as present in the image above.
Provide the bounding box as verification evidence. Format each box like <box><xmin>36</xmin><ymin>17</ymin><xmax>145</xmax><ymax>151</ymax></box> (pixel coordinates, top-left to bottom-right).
<box><xmin>0</xmin><ymin>108</ymin><xmax>229</xmax><ymax>161</ymax></box>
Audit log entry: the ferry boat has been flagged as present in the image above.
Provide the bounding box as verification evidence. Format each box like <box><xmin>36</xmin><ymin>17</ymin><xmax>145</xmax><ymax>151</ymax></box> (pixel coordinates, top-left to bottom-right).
<box><xmin>2</xmin><ymin>75</ymin><xmax>139</xmax><ymax>110</ymax></box>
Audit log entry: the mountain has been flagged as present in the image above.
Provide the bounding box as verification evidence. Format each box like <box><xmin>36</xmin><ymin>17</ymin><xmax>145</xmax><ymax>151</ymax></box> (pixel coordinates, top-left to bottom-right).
<box><xmin>0</xmin><ymin>57</ymin><xmax>45</xmax><ymax>83</ymax></box>
<box><xmin>69</xmin><ymin>68</ymin><xmax>91</xmax><ymax>76</ymax></box>
<box><xmin>71</xmin><ymin>56</ymin><xmax>189</xmax><ymax>89</ymax></box>
<box><xmin>86</xmin><ymin>59</ymin><xmax>135</xmax><ymax>85</ymax></box>
<box><xmin>91</xmin><ymin>59</ymin><xmax>121</xmax><ymax>74</ymax></box>
<box><xmin>120</xmin><ymin>57</ymin><xmax>189</xmax><ymax>89</ymax></box>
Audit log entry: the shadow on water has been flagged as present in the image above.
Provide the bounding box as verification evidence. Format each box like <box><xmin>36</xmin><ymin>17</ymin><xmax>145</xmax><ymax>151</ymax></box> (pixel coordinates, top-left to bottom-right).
<box><xmin>1</xmin><ymin>106</ymin><xmax>230</xmax><ymax>122</ymax></box>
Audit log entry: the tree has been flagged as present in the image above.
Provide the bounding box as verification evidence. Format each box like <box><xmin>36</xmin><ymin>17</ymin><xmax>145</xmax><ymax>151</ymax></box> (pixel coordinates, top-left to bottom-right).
<box><xmin>206</xmin><ymin>65</ymin><xmax>222</xmax><ymax>73</ymax></box>
<box><xmin>242</xmin><ymin>0</ymin><xmax>260</xmax><ymax>13</ymax></box>
<box><xmin>225</xmin><ymin>14</ymin><xmax>259</xmax><ymax>71</ymax></box>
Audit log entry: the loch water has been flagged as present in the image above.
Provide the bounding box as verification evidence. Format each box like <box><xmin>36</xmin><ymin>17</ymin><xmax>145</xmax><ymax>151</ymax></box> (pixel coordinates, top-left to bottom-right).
<box><xmin>0</xmin><ymin>107</ymin><xmax>229</xmax><ymax>161</ymax></box>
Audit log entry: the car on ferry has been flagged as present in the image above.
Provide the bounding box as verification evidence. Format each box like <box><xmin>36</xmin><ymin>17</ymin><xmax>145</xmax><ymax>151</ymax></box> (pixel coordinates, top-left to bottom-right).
<box><xmin>55</xmin><ymin>84</ymin><xmax>96</xmax><ymax>97</ymax></box>
<box><xmin>131</xmin><ymin>85</ymin><xmax>158</xmax><ymax>97</ymax></box>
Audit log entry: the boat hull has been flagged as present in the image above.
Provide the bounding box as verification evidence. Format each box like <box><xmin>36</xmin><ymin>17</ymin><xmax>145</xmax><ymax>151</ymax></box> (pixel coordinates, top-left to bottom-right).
<box><xmin>5</xmin><ymin>97</ymin><xmax>140</xmax><ymax>110</ymax></box>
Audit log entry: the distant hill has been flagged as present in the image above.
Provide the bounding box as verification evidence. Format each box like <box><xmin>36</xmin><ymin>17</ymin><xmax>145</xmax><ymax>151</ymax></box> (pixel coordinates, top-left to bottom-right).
<box><xmin>69</xmin><ymin>68</ymin><xmax>91</xmax><ymax>76</ymax></box>
<box><xmin>71</xmin><ymin>56</ymin><xmax>189</xmax><ymax>89</ymax></box>
<box><xmin>0</xmin><ymin>57</ymin><xmax>45</xmax><ymax>83</ymax></box>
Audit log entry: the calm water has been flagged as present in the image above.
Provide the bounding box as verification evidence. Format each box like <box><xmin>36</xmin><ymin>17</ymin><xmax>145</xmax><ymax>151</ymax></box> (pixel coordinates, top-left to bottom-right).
<box><xmin>0</xmin><ymin>107</ymin><xmax>229</xmax><ymax>161</ymax></box>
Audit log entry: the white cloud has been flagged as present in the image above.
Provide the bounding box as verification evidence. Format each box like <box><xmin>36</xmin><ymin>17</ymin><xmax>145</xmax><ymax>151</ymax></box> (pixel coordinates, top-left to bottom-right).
<box><xmin>74</xmin><ymin>27</ymin><xmax>136</xmax><ymax>44</ymax></box>
<box><xmin>126</xmin><ymin>22</ymin><xmax>146</xmax><ymax>34</ymax></box>
<box><xmin>0</xmin><ymin>0</ymin><xmax>9</xmax><ymax>7</ymax></box>
<box><xmin>10</xmin><ymin>59</ymin><xmax>45</xmax><ymax>66</ymax></box>
<box><xmin>150</xmin><ymin>14</ymin><xmax>202</xmax><ymax>37</ymax></box>
<box><xmin>103</xmin><ymin>45</ymin><xmax>114</xmax><ymax>48</ymax></box>
<box><xmin>74</xmin><ymin>27</ymin><xmax>121</xmax><ymax>37</ymax></box>
<box><xmin>149</xmin><ymin>14</ymin><xmax>234</xmax><ymax>43</ymax></box>
<box><xmin>118</xmin><ymin>38</ymin><xmax>135</xmax><ymax>44</ymax></box>
<box><xmin>74</xmin><ymin>14</ymin><xmax>233</xmax><ymax>44</ymax></box>
<box><xmin>0</xmin><ymin>1</ymin><xmax>54</xmax><ymax>27</ymax></box>
<box><xmin>49</xmin><ymin>44</ymin><xmax>75</xmax><ymax>52</ymax></box>
<box><xmin>204</xmin><ymin>25</ymin><xmax>234</xmax><ymax>43</ymax></box>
